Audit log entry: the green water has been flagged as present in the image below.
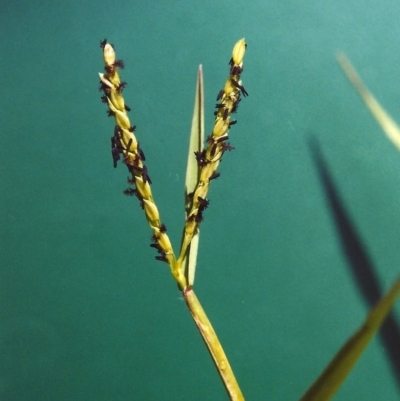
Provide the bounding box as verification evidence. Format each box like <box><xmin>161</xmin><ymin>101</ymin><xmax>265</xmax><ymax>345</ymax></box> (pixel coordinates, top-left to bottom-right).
<box><xmin>1</xmin><ymin>0</ymin><xmax>400</xmax><ymax>400</ymax></box>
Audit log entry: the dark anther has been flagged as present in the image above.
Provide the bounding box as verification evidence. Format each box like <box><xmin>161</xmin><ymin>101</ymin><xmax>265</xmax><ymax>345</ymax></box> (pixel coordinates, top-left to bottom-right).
<box><xmin>107</xmin><ymin>109</ymin><xmax>114</xmax><ymax>117</ymax></box>
<box><xmin>230</xmin><ymin>79</ymin><xmax>249</xmax><ymax>97</ymax></box>
<box><xmin>194</xmin><ymin>150</ymin><xmax>205</xmax><ymax>165</ymax></box>
<box><xmin>240</xmin><ymin>85</ymin><xmax>249</xmax><ymax>97</ymax></box>
<box><xmin>114</xmin><ymin>59</ymin><xmax>125</xmax><ymax>69</ymax></box>
<box><xmin>100</xmin><ymin>95</ymin><xmax>108</xmax><ymax>103</ymax></box>
<box><xmin>151</xmin><ymin>232</ymin><xmax>166</xmax><ymax>257</ymax></box>
<box><xmin>117</xmin><ymin>82</ymin><xmax>127</xmax><ymax>92</ymax></box>
<box><xmin>214</xmin><ymin>103</ymin><xmax>225</xmax><ymax>116</ymax></box>
<box><xmin>206</xmin><ymin>135</ymin><xmax>213</xmax><ymax>144</ymax></box>
<box><xmin>150</xmin><ymin>243</ymin><xmax>163</xmax><ymax>253</ymax></box>
<box><xmin>114</xmin><ymin>125</ymin><xmax>122</xmax><ymax>137</ymax></box>
<box><xmin>111</xmin><ymin>144</ymin><xmax>120</xmax><ymax>168</ymax></box>
<box><xmin>229</xmin><ymin>120</ymin><xmax>237</xmax><ymax>127</ymax></box>
<box><xmin>188</xmin><ymin>213</ymin><xmax>198</xmax><ymax>223</ymax></box>
<box><xmin>111</xmin><ymin>127</ymin><xmax>123</xmax><ymax>168</ymax></box>
<box><xmin>230</xmin><ymin>65</ymin><xmax>243</xmax><ymax>76</ymax></box>
<box><xmin>195</xmin><ymin>211</ymin><xmax>204</xmax><ymax>223</ymax></box>
<box><xmin>141</xmin><ymin>165</ymin><xmax>151</xmax><ymax>183</ymax></box>
<box><xmin>230</xmin><ymin>79</ymin><xmax>240</xmax><ymax>90</ymax></box>
<box><xmin>132</xmin><ymin>164</ymin><xmax>152</xmax><ymax>184</ymax></box>
<box><xmin>99</xmin><ymin>81</ymin><xmax>110</xmax><ymax>93</ymax></box>
<box><xmin>125</xmin><ymin>104</ymin><xmax>131</xmax><ymax>112</ymax></box>
<box><xmin>105</xmin><ymin>65</ymin><xmax>115</xmax><ymax>74</ymax></box>
<box><xmin>229</xmin><ymin>57</ymin><xmax>233</xmax><ymax>66</ymax></box>
<box><xmin>155</xmin><ymin>255</ymin><xmax>168</xmax><ymax>263</ymax></box>
<box><xmin>123</xmin><ymin>188</ymin><xmax>137</xmax><ymax>196</ymax></box>
<box><xmin>194</xmin><ymin>150</ymin><xmax>208</xmax><ymax>166</ymax></box>
<box><xmin>133</xmin><ymin>191</ymin><xmax>144</xmax><ymax>209</ymax></box>
<box><xmin>216</xmin><ymin>134</ymin><xmax>229</xmax><ymax>143</ymax></box>
<box><xmin>160</xmin><ymin>223</ymin><xmax>167</xmax><ymax>233</ymax></box>
<box><xmin>124</xmin><ymin>158</ymin><xmax>134</xmax><ymax>168</ymax></box>
<box><xmin>222</xmin><ymin>142</ymin><xmax>235</xmax><ymax>152</ymax></box>
<box><xmin>223</xmin><ymin>108</ymin><xmax>229</xmax><ymax>120</ymax></box>
<box><xmin>137</xmin><ymin>143</ymin><xmax>146</xmax><ymax>161</ymax></box>
<box><xmin>210</xmin><ymin>143</ymin><xmax>217</xmax><ymax>157</ymax></box>
<box><xmin>232</xmin><ymin>97</ymin><xmax>241</xmax><ymax>113</ymax></box>
<box><xmin>198</xmin><ymin>197</ymin><xmax>209</xmax><ymax>211</ymax></box>
<box><xmin>124</xmin><ymin>138</ymin><xmax>133</xmax><ymax>152</ymax></box>
<box><xmin>216</xmin><ymin>89</ymin><xmax>224</xmax><ymax>101</ymax></box>
<box><xmin>209</xmin><ymin>172</ymin><xmax>220</xmax><ymax>181</ymax></box>
<box><xmin>129</xmin><ymin>125</ymin><xmax>136</xmax><ymax>132</ymax></box>
<box><xmin>100</xmin><ymin>39</ymin><xmax>107</xmax><ymax>48</ymax></box>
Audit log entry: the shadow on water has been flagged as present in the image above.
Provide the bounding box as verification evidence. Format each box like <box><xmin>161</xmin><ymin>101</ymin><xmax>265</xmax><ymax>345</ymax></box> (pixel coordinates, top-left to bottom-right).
<box><xmin>308</xmin><ymin>136</ymin><xmax>400</xmax><ymax>390</ymax></box>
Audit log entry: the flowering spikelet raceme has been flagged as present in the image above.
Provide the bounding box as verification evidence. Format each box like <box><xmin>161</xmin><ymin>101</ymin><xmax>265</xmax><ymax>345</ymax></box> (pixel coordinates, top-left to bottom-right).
<box><xmin>177</xmin><ymin>38</ymin><xmax>247</xmax><ymax>265</ymax></box>
<box><xmin>98</xmin><ymin>40</ymin><xmax>184</xmax><ymax>287</ymax></box>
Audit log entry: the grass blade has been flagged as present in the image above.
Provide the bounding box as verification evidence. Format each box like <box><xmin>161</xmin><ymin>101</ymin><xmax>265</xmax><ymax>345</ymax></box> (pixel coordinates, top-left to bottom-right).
<box><xmin>337</xmin><ymin>52</ymin><xmax>400</xmax><ymax>151</ymax></box>
<box><xmin>299</xmin><ymin>277</ymin><xmax>400</xmax><ymax>401</ymax></box>
<box><xmin>182</xmin><ymin>65</ymin><xmax>205</xmax><ymax>285</ymax></box>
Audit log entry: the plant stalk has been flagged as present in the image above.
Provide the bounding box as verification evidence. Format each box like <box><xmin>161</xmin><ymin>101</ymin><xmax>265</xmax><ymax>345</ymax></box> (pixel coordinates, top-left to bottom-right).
<box><xmin>183</xmin><ymin>286</ymin><xmax>245</xmax><ymax>401</ymax></box>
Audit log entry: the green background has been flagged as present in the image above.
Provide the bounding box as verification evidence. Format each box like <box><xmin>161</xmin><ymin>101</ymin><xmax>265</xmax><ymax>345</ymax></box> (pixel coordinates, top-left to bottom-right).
<box><xmin>1</xmin><ymin>0</ymin><xmax>400</xmax><ymax>400</ymax></box>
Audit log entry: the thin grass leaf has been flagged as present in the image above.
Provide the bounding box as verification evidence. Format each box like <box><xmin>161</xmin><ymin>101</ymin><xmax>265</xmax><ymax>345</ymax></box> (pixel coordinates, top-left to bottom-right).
<box><xmin>182</xmin><ymin>65</ymin><xmax>205</xmax><ymax>285</ymax></box>
<box><xmin>337</xmin><ymin>52</ymin><xmax>400</xmax><ymax>151</ymax></box>
<box><xmin>299</xmin><ymin>277</ymin><xmax>400</xmax><ymax>401</ymax></box>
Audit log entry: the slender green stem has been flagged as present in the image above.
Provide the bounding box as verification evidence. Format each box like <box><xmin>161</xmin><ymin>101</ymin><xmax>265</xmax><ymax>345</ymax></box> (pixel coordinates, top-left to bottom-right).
<box><xmin>184</xmin><ymin>286</ymin><xmax>245</xmax><ymax>401</ymax></box>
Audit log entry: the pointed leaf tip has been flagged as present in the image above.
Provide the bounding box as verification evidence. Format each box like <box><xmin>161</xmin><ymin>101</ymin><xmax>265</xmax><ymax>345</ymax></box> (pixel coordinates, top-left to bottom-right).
<box><xmin>181</xmin><ymin>65</ymin><xmax>205</xmax><ymax>285</ymax></box>
<box><xmin>337</xmin><ymin>52</ymin><xmax>400</xmax><ymax>152</ymax></box>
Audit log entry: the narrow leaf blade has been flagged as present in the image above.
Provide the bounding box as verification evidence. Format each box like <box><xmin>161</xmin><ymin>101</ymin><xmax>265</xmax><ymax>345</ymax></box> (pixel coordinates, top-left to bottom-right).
<box><xmin>299</xmin><ymin>277</ymin><xmax>400</xmax><ymax>401</ymax></box>
<box><xmin>182</xmin><ymin>65</ymin><xmax>204</xmax><ymax>285</ymax></box>
<box><xmin>337</xmin><ymin>52</ymin><xmax>400</xmax><ymax>151</ymax></box>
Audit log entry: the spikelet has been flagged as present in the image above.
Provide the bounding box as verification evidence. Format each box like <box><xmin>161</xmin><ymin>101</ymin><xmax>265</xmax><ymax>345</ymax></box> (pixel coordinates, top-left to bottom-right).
<box><xmin>177</xmin><ymin>38</ymin><xmax>248</xmax><ymax>265</ymax></box>
<box><xmin>98</xmin><ymin>40</ymin><xmax>185</xmax><ymax>288</ymax></box>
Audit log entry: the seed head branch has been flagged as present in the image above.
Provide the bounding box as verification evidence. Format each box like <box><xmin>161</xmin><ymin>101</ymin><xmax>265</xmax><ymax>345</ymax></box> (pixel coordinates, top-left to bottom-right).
<box><xmin>177</xmin><ymin>38</ymin><xmax>248</xmax><ymax>267</ymax></box>
<box><xmin>99</xmin><ymin>40</ymin><xmax>185</xmax><ymax>288</ymax></box>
